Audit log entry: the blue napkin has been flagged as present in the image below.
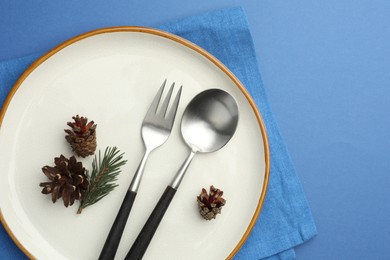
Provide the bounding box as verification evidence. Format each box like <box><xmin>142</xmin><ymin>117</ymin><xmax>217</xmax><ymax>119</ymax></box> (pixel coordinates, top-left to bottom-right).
<box><xmin>0</xmin><ymin>7</ymin><xmax>317</xmax><ymax>260</ymax></box>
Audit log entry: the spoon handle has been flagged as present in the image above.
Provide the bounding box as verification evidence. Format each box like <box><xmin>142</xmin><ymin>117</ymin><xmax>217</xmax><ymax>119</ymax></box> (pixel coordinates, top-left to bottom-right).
<box><xmin>125</xmin><ymin>151</ymin><xmax>195</xmax><ymax>259</ymax></box>
<box><xmin>125</xmin><ymin>185</ymin><xmax>176</xmax><ymax>260</ymax></box>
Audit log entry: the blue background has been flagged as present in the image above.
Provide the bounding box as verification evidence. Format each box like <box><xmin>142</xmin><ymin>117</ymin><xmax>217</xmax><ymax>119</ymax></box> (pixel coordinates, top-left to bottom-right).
<box><xmin>1</xmin><ymin>1</ymin><xmax>389</xmax><ymax>259</ymax></box>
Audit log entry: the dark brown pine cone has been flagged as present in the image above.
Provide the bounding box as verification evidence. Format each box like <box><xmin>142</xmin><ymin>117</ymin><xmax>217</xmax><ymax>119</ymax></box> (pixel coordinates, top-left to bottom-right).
<box><xmin>39</xmin><ymin>155</ymin><xmax>89</xmax><ymax>207</ymax></box>
<box><xmin>197</xmin><ymin>185</ymin><xmax>226</xmax><ymax>220</ymax></box>
<box><xmin>64</xmin><ymin>115</ymin><xmax>97</xmax><ymax>157</ymax></box>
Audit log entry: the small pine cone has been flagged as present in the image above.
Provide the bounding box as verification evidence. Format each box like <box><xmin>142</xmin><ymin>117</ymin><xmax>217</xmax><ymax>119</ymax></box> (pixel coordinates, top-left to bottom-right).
<box><xmin>197</xmin><ymin>185</ymin><xmax>226</xmax><ymax>220</ymax></box>
<box><xmin>65</xmin><ymin>115</ymin><xmax>97</xmax><ymax>157</ymax></box>
<box><xmin>39</xmin><ymin>155</ymin><xmax>89</xmax><ymax>207</ymax></box>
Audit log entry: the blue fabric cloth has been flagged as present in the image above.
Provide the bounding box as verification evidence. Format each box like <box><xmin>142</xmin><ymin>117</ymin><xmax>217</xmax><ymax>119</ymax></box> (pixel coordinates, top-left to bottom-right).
<box><xmin>0</xmin><ymin>7</ymin><xmax>317</xmax><ymax>260</ymax></box>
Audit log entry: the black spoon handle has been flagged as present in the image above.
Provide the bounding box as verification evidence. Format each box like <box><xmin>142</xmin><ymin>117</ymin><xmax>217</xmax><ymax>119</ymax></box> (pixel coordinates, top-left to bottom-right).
<box><xmin>99</xmin><ymin>190</ymin><xmax>137</xmax><ymax>260</ymax></box>
<box><xmin>125</xmin><ymin>185</ymin><xmax>177</xmax><ymax>260</ymax></box>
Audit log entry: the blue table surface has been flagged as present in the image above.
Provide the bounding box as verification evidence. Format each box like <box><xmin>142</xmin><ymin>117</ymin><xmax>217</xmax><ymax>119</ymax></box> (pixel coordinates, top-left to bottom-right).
<box><xmin>1</xmin><ymin>1</ymin><xmax>389</xmax><ymax>259</ymax></box>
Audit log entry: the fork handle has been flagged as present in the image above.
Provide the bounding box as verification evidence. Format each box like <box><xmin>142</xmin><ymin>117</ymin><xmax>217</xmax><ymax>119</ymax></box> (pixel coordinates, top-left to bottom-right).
<box><xmin>99</xmin><ymin>190</ymin><xmax>137</xmax><ymax>260</ymax></box>
<box><xmin>125</xmin><ymin>185</ymin><xmax>176</xmax><ymax>260</ymax></box>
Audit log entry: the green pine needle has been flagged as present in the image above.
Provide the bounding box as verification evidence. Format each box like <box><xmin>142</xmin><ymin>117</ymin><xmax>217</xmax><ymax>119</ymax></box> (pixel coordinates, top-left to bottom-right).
<box><xmin>77</xmin><ymin>146</ymin><xmax>127</xmax><ymax>214</ymax></box>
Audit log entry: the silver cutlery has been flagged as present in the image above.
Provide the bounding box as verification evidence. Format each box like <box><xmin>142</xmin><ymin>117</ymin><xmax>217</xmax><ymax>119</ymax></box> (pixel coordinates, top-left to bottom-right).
<box><xmin>125</xmin><ymin>89</ymin><xmax>239</xmax><ymax>259</ymax></box>
<box><xmin>99</xmin><ymin>79</ymin><xmax>182</xmax><ymax>260</ymax></box>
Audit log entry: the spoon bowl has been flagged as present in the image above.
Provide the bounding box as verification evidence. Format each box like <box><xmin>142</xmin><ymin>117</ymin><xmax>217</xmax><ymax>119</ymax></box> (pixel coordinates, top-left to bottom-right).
<box><xmin>181</xmin><ymin>89</ymin><xmax>239</xmax><ymax>153</ymax></box>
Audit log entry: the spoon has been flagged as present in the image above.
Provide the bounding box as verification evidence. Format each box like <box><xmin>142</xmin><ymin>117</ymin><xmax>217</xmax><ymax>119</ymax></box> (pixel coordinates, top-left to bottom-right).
<box><xmin>125</xmin><ymin>89</ymin><xmax>239</xmax><ymax>259</ymax></box>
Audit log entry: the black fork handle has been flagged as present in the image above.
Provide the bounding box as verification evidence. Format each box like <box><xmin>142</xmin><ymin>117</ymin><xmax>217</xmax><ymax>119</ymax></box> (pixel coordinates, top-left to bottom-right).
<box><xmin>99</xmin><ymin>190</ymin><xmax>137</xmax><ymax>260</ymax></box>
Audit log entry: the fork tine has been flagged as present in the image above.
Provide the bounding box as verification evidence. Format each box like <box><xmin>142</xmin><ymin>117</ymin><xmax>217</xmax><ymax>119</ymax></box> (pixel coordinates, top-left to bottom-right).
<box><xmin>145</xmin><ymin>79</ymin><xmax>166</xmax><ymax>118</ymax></box>
<box><xmin>165</xmin><ymin>85</ymin><xmax>182</xmax><ymax>126</ymax></box>
<box><xmin>158</xmin><ymin>82</ymin><xmax>175</xmax><ymax>117</ymax></box>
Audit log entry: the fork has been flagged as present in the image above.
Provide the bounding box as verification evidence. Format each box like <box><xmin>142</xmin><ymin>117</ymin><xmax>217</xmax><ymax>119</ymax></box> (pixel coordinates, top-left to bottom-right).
<box><xmin>99</xmin><ymin>79</ymin><xmax>182</xmax><ymax>260</ymax></box>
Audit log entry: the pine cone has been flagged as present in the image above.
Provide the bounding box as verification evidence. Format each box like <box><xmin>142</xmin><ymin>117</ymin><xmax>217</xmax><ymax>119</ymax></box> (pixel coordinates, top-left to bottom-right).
<box><xmin>65</xmin><ymin>115</ymin><xmax>97</xmax><ymax>157</ymax></box>
<box><xmin>197</xmin><ymin>185</ymin><xmax>226</xmax><ymax>220</ymax></box>
<box><xmin>39</xmin><ymin>155</ymin><xmax>89</xmax><ymax>207</ymax></box>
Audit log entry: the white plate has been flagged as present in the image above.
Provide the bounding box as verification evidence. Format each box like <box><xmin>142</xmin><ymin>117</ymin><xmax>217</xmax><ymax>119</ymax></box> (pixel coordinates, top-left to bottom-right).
<box><xmin>0</xmin><ymin>27</ymin><xmax>269</xmax><ymax>260</ymax></box>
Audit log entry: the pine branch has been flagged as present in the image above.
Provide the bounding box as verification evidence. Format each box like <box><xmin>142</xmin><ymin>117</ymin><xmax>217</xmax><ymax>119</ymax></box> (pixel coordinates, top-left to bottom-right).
<box><xmin>77</xmin><ymin>146</ymin><xmax>127</xmax><ymax>214</ymax></box>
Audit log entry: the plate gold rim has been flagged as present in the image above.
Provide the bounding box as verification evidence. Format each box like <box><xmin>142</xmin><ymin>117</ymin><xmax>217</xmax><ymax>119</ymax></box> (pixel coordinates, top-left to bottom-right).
<box><xmin>0</xmin><ymin>26</ymin><xmax>270</xmax><ymax>260</ymax></box>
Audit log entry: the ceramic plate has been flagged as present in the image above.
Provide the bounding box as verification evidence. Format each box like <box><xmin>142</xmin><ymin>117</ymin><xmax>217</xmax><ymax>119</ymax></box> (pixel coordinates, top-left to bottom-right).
<box><xmin>0</xmin><ymin>27</ymin><xmax>269</xmax><ymax>260</ymax></box>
